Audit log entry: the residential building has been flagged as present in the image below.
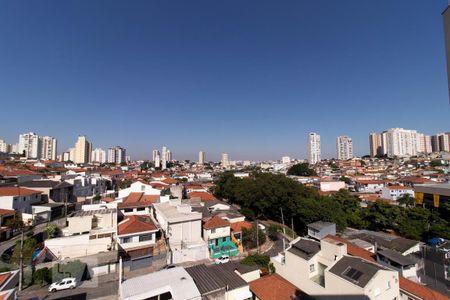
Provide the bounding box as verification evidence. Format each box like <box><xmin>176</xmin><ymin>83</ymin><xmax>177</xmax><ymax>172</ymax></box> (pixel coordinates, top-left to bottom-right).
<box><xmin>336</xmin><ymin>135</ymin><xmax>353</xmax><ymax>160</ymax></box>
<box><xmin>423</xmin><ymin>135</ymin><xmax>433</xmax><ymax>154</ymax></box>
<box><xmin>117</xmin><ymin>181</ymin><xmax>161</xmax><ymax>201</ymax></box>
<box><xmin>74</xmin><ymin>135</ymin><xmax>91</xmax><ymax>164</ymax></box>
<box><xmin>369</xmin><ymin>133</ymin><xmax>383</xmax><ymax>157</ymax></box>
<box><xmin>92</xmin><ymin>148</ymin><xmax>106</xmax><ymax>164</ymax></box>
<box><xmin>161</xmin><ymin>146</ymin><xmax>167</xmax><ymax>170</ymax></box>
<box><xmin>221</xmin><ymin>153</ymin><xmax>229</xmax><ymax>168</ymax></box>
<box><xmin>45</xmin><ymin>206</ymin><xmax>117</xmax><ymax>259</ymax></box>
<box><xmin>355</xmin><ymin>180</ymin><xmax>386</xmax><ymax>193</ymax></box>
<box><xmin>308</xmin><ymin>132</ymin><xmax>321</xmax><ymax>164</ymax></box>
<box><xmin>10</xmin><ymin>143</ymin><xmax>19</xmax><ymax>154</ymax></box>
<box><xmin>250</xmin><ymin>273</ymin><xmax>303</xmax><ymax>300</ymax></box>
<box><xmin>40</xmin><ymin>136</ymin><xmax>57</xmax><ymax>160</ymax></box>
<box><xmin>108</xmin><ymin>146</ymin><xmax>126</xmax><ymax>164</ymax></box>
<box><xmin>431</xmin><ymin>135</ymin><xmax>440</xmax><ymax>152</ymax></box>
<box><xmin>281</xmin><ymin>156</ymin><xmax>291</xmax><ymax>164</ymax></box>
<box><xmin>381</xmin><ymin>186</ymin><xmax>414</xmax><ymax>202</ymax></box>
<box><xmin>153</xmin><ymin>200</ymin><xmax>209</xmax><ymax>263</ymax></box>
<box><xmin>120</xmin><ymin>267</ymin><xmax>201</xmax><ymax>300</ymax></box>
<box><xmin>166</xmin><ymin>149</ymin><xmax>172</xmax><ymax>162</ymax></box>
<box><xmin>154</xmin><ymin>153</ymin><xmax>161</xmax><ymax>168</ymax></box>
<box><xmin>118</xmin><ymin>215</ymin><xmax>160</xmax><ymax>263</ymax></box>
<box><xmin>203</xmin><ymin>216</ymin><xmax>239</xmax><ymax>259</ymax></box>
<box><xmin>152</xmin><ymin>149</ymin><xmax>159</xmax><ymax>162</ymax></box>
<box><xmin>198</xmin><ymin>151</ymin><xmax>205</xmax><ymax>164</ymax></box>
<box><xmin>271</xmin><ymin>237</ymin><xmax>400</xmax><ymax>299</ymax></box>
<box><xmin>18</xmin><ymin>132</ymin><xmax>41</xmax><ymax>159</ymax></box>
<box><xmin>307</xmin><ymin>221</ymin><xmax>336</xmax><ymax>240</ymax></box>
<box><xmin>0</xmin><ymin>187</ymin><xmax>42</xmax><ymax>215</ymax></box>
<box><xmin>437</xmin><ymin>132</ymin><xmax>450</xmax><ymax>152</ymax></box>
<box><xmin>0</xmin><ymin>139</ymin><xmax>10</xmax><ymax>153</ymax></box>
<box><xmin>384</xmin><ymin>128</ymin><xmax>420</xmax><ymax>157</ymax></box>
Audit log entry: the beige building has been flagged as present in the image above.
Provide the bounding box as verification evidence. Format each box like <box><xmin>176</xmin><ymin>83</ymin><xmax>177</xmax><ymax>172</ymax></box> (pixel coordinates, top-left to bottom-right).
<box><xmin>271</xmin><ymin>237</ymin><xmax>400</xmax><ymax>299</ymax></box>
<box><xmin>74</xmin><ymin>135</ymin><xmax>92</xmax><ymax>164</ymax></box>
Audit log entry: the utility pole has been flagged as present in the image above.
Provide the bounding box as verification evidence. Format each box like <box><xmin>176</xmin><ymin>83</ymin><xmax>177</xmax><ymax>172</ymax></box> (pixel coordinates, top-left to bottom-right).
<box><xmin>280</xmin><ymin>208</ymin><xmax>286</xmax><ymax>236</ymax></box>
<box><xmin>19</xmin><ymin>229</ymin><xmax>24</xmax><ymax>291</ymax></box>
<box><xmin>291</xmin><ymin>217</ymin><xmax>295</xmax><ymax>239</ymax></box>
<box><xmin>256</xmin><ymin>220</ymin><xmax>260</xmax><ymax>254</ymax></box>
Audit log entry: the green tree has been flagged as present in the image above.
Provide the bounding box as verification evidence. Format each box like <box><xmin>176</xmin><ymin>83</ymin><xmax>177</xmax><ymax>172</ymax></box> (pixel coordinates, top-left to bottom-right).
<box><xmin>339</xmin><ymin>176</ymin><xmax>352</xmax><ymax>185</ymax></box>
<box><xmin>397</xmin><ymin>207</ymin><xmax>430</xmax><ymax>240</ymax></box>
<box><xmin>242</xmin><ymin>225</ymin><xmax>266</xmax><ymax>250</ymax></box>
<box><xmin>33</xmin><ymin>267</ymin><xmax>52</xmax><ymax>286</ymax></box>
<box><xmin>93</xmin><ymin>193</ymin><xmax>101</xmax><ymax>202</ymax></box>
<box><xmin>11</xmin><ymin>238</ymin><xmax>37</xmax><ymax>265</ymax></box>
<box><xmin>45</xmin><ymin>223</ymin><xmax>59</xmax><ymax>239</ymax></box>
<box><xmin>362</xmin><ymin>201</ymin><xmax>401</xmax><ymax>231</ymax></box>
<box><xmin>287</xmin><ymin>163</ymin><xmax>317</xmax><ymax>176</ymax></box>
<box><xmin>397</xmin><ymin>194</ymin><xmax>415</xmax><ymax>208</ymax></box>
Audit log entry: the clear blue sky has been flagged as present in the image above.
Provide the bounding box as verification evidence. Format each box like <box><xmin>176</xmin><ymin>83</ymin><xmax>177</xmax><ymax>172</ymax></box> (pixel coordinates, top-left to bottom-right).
<box><xmin>0</xmin><ymin>1</ymin><xmax>449</xmax><ymax>161</ymax></box>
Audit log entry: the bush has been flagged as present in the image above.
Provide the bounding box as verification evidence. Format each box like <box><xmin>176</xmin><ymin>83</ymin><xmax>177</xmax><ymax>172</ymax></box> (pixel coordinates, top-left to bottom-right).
<box><xmin>241</xmin><ymin>254</ymin><xmax>270</xmax><ymax>267</ymax></box>
<box><xmin>33</xmin><ymin>267</ymin><xmax>52</xmax><ymax>286</ymax></box>
<box><xmin>242</xmin><ymin>225</ymin><xmax>266</xmax><ymax>250</ymax></box>
<box><xmin>45</xmin><ymin>223</ymin><xmax>59</xmax><ymax>239</ymax></box>
<box><xmin>268</xmin><ymin>224</ymin><xmax>280</xmax><ymax>241</ymax></box>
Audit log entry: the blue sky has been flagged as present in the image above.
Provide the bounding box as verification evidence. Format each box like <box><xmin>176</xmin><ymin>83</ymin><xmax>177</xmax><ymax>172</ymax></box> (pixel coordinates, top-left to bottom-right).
<box><xmin>0</xmin><ymin>1</ymin><xmax>449</xmax><ymax>161</ymax></box>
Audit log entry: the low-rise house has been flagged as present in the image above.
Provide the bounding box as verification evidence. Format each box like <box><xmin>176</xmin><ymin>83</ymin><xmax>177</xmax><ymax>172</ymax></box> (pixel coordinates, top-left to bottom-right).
<box><xmin>271</xmin><ymin>237</ymin><xmax>400</xmax><ymax>299</ymax></box>
<box><xmin>314</xmin><ymin>180</ymin><xmax>346</xmax><ymax>192</ymax></box>
<box><xmin>376</xmin><ymin>248</ymin><xmax>417</xmax><ymax>280</ymax></box>
<box><xmin>355</xmin><ymin>180</ymin><xmax>386</xmax><ymax>193</ymax></box>
<box><xmin>381</xmin><ymin>186</ymin><xmax>414</xmax><ymax>202</ymax></box>
<box><xmin>118</xmin><ymin>181</ymin><xmax>161</xmax><ymax>200</ymax></box>
<box><xmin>120</xmin><ymin>267</ymin><xmax>201</xmax><ymax>300</ymax></box>
<box><xmin>250</xmin><ymin>273</ymin><xmax>305</xmax><ymax>300</ymax></box>
<box><xmin>117</xmin><ymin>192</ymin><xmax>159</xmax><ymax>216</ymax></box>
<box><xmin>307</xmin><ymin>221</ymin><xmax>336</xmax><ymax>241</ymax></box>
<box><xmin>118</xmin><ymin>215</ymin><xmax>160</xmax><ymax>264</ymax></box>
<box><xmin>186</xmin><ymin>264</ymin><xmax>253</xmax><ymax>300</ymax></box>
<box><xmin>20</xmin><ymin>180</ymin><xmax>73</xmax><ymax>203</ymax></box>
<box><xmin>203</xmin><ymin>216</ymin><xmax>239</xmax><ymax>259</ymax></box>
<box><xmin>0</xmin><ymin>187</ymin><xmax>42</xmax><ymax>220</ymax></box>
<box><xmin>0</xmin><ymin>270</ymin><xmax>19</xmax><ymax>300</ymax></box>
<box><xmin>153</xmin><ymin>200</ymin><xmax>208</xmax><ymax>263</ymax></box>
<box><xmin>45</xmin><ymin>207</ymin><xmax>117</xmax><ymax>259</ymax></box>
<box><xmin>0</xmin><ymin>209</ymin><xmax>16</xmax><ymax>241</ymax></box>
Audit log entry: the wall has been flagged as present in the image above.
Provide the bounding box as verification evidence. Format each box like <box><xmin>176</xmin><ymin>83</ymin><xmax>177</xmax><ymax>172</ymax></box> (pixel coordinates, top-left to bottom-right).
<box><xmin>203</xmin><ymin>226</ymin><xmax>230</xmax><ymax>241</ymax></box>
<box><xmin>45</xmin><ymin>234</ymin><xmax>112</xmax><ymax>259</ymax></box>
<box><xmin>119</xmin><ymin>231</ymin><xmax>156</xmax><ymax>250</ymax></box>
<box><xmin>65</xmin><ymin>215</ymin><xmax>92</xmax><ymax>235</ymax></box>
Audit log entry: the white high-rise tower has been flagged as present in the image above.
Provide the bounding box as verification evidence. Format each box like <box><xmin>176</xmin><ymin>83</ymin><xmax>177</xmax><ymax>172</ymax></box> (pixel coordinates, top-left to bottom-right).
<box><xmin>308</xmin><ymin>132</ymin><xmax>321</xmax><ymax>164</ymax></box>
<box><xmin>198</xmin><ymin>151</ymin><xmax>205</xmax><ymax>164</ymax></box>
<box><xmin>336</xmin><ymin>135</ymin><xmax>353</xmax><ymax>160</ymax></box>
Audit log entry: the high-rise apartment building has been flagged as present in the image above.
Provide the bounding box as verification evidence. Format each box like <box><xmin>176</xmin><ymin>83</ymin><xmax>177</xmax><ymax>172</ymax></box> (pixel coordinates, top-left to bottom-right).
<box><xmin>437</xmin><ymin>133</ymin><xmax>450</xmax><ymax>152</ymax></box>
<box><xmin>161</xmin><ymin>146</ymin><xmax>167</xmax><ymax>170</ymax></box>
<box><xmin>424</xmin><ymin>135</ymin><xmax>433</xmax><ymax>154</ymax></box>
<box><xmin>198</xmin><ymin>151</ymin><xmax>205</xmax><ymax>164</ymax></box>
<box><xmin>166</xmin><ymin>149</ymin><xmax>172</xmax><ymax>162</ymax></box>
<box><xmin>41</xmin><ymin>136</ymin><xmax>57</xmax><ymax>160</ymax></box>
<box><xmin>154</xmin><ymin>153</ymin><xmax>161</xmax><ymax>168</ymax></box>
<box><xmin>336</xmin><ymin>135</ymin><xmax>353</xmax><ymax>160</ymax></box>
<box><xmin>74</xmin><ymin>135</ymin><xmax>91</xmax><ymax>164</ymax></box>
<box><xmin>221</xmin><ymin>153</ymin><xmax>229</xmax><ymax>168</ymax></box>
<box><xmin>152</xmin><ymin>150</ymin><xmax>159</xmax><ymax>162</ymax></box>
<box><xmin>384</xmin><ymin>128</ymin><xmax>419</xmax><ymax>157</ymax></box>
<box><xmin>308</xmin><ymin>132</ymin><xmax>321</xmax><ymax>164</ymax></box>
<box><xmin>369</xmin><ymin>133</ymin><xmax>383</xmax><ymax>157</ymax></box>
<box><xmin>92</xmin><ymin>148</ymin><xmax>107</xmax><ymax>164</ymax></box>
<box><xmin>107</xmin><ymin>146</ymin><xmax>126</xmax><ymax>164</ymax></box>
<box><xmin>0</xmin><ymin>140</ymin><xmax>9</xmax><ymax>153</ymax></box>
<box><xmin>19</xmin><ymin>132</ymin><xmax>41</xmax><ymax>159</ymax></box>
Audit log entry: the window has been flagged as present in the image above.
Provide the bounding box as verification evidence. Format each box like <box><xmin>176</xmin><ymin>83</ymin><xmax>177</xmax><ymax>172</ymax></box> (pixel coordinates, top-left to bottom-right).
<box><xmin>124</xmin><ymin>208</ymin><xmax>133</xmax><ymax>213</ymax></box>
<box><xmin>139</xmin><ymin>234</ymin><xmax>153</xmax><ymax>242</ymax></box>
<box><xmin>309</xmin><ymin>264</ymin><xmax>315</xmax><ymax>273</ymax></box>
<box><xmin>137</xmin><ymin>207</ymin><xmax>145</xmax><ymax>212</ymax></box>
<box><xmin>141</xmin><ymin>185</ymin><xmax>145</xmax><ymax>191</ymax></box>
<box><xmin>211</xmin><ymin>228</ymin><xmax>216</xmax><ymax>234</ymax></box>
<box><xmin>122</xmin><ymin>237</ymin><xmax>131</xmax><ymax>243</ymax></box>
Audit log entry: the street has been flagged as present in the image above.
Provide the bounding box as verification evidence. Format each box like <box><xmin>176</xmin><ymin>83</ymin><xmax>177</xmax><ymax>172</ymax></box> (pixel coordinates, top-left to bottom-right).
<box><xmin>17</xmin><ymin>273</ymin><xmax>119</xmax><ymax>300</ymax></box>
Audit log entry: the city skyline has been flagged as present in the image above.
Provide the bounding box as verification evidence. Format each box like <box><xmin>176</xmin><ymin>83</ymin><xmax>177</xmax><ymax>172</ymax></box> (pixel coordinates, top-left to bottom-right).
<box><xmin>0</xmin><ymin>1</ymin><xmax>449</xmax><ymax>160</ymax></box>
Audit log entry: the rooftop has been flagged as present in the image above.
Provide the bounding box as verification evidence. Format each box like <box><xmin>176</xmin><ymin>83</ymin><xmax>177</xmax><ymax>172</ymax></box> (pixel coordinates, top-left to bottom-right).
<box><xmin>121</xmin><ymin>267</ymin><xmax>200</xmax><ymax>300</ymax></box>
<box><xmin>72</xmin><ymin>208</ymin><xmax>116</xmax><ymax>217</ymax></box>
<box><xmin>249</xmin><ymin>273</ymin><xmax>306</xmax><ymax>300</ymax></box>
<box><xmin>203</xmin><ymin>216</ymin><xmax>230</xmax><ymax>230</ymax></box>
<box><xmin>153</xmin><ymin>201</ymin><xmax>202</xmax><ymax>223</ymax></box>
<box><xmin>118</xmin><ymin>215</ymin><xmax>158</xmax><ymax>235</ymax></box>
<box><xmin>288</xmin><ymin>239</ymin><xmax>321</xmax><ymax>260</ymax></box>
<box><xmin>307</xmin><ymin>221</ymin><xmax>335</xmax><ymax>231</ymax></box>
<box><xmin>0</xmin><ymin>187</ymin><xmax>42</xmax><ymax>197</ymax></box>
<box><xmin>377</xmin><ymin>248</ymin><xmax>415</xmax><ymax>266</ymax></box>
<box><xmin>329</xmin><ymin>256</ymin><xmax>384</xmax><ymax>288</ymax></box>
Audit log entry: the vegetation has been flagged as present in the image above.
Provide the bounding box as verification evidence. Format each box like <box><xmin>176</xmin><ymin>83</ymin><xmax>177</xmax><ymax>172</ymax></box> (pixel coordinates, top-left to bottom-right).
<box><xmin>45</xmin><ymin>223</ymin><xmax>60</xmax><ymax>239</ymax></box>
<box><xmin>50</xmin><ymin>261</ymin><xmax>88</xmax><ymax>282</ymax></box>
<box><xmin>397</xmin><ymin>194</ymin><xmax>415</xmax><ymax>208</ymax></box>
<box><xmin>241</xmin><ymin>253</ymin><xmax>270</xmax><ymax>267</ymax></box>
<box><xmin>33</xmin><ymin>267</ymin><xmax>52</xmax><ymax>286</ymax></box>
<box><xmin>339</xmin><ymin>176</ymin><xmax>352</xmax><ymax>185</ymax></box>
<box><xmin>93</xmin><ymin>193</ymin><xmax>101</xmax><ymax>202</ymax></box>
<box><xmin>11</xmin><ymin>238</ymin><xmax>37</xmax><ymax>265</ymax></box>
<box><xmin>287</xmin><ymin>163</ymin><xmax>317</xmax><ymax>176</ymax></box>
<box><xmin>242</xmin><ymin>225</ymin><xmax>266</xmax><ymax>250</ymax></box>
<box><xmin>119</xmin><ymin>179</ymin><xmax>132</xmax><ymax>189</ymax></box>
<box><xmin>214</xmin><ymin>172</ymin><xmax>450</xmax><ymax>241</ymax></box>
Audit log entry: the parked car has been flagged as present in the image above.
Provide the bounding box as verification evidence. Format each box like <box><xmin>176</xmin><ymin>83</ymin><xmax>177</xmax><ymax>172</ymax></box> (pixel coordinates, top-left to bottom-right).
<box><xmin>48</xmin><ymin>278</ymin><xmax>77</xmax><ymax>292</ymax></box>
<box><xmin>215</xmin><ymin>255</ymin><xmax>230</xmax><ymax>264</ymax></box>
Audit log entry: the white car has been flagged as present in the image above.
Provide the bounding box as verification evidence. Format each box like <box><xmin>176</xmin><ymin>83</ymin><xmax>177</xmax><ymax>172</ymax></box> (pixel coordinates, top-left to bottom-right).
<box><xmin>48</xmin><ymin>277</ymin><xmax>77</xmax><ymax>292</ymax></box>
<box><xmin>215</xmin><ymin>255</ymin><xmax>230</xmax><ymax>264</ymax></box>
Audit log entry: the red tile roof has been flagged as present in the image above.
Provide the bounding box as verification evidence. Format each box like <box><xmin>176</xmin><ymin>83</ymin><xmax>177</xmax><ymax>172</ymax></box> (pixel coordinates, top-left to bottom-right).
<box><xmin>0</xmin><ymin>187</ymin><xmax>42</xmax><ymax>197</ymax></box>
<box><xmin>230</xmin><ymin>221</ymin><xmax>253</xmax><ymax>232</ymax></box>
<box><xmin>325</xmin><ymin>235</ymin><xmax>448</xmax><ymax>300</ymax></box>
<box><xmin>250</xmin><ymin>273</ymin><xmax>306</xmax><ymax>300</ymax></box>
<box><xmin>118</xmin><ymin>215</ymin><xmax>158</xmax><ymax>235</ymax></box>
<box><xmin>188</xmin><ymin>191</ymin><xmax>216</xmax><ymax>202</ymax></box>
<box><xmin>118</xmin><ymin>193</ymin><xmax>159</xmax><ymax>209</ymax></box>
<box><xmin>162</xmin><ymin>178</ymin><xmax>178</xmax><ymax>185</ymax></box>
<box><xmin>203</xmin><ymin>216</ymin><xmax>230</xmax><ymax>230</ymax></box>
<box><xmin>0</xmin><ymin>209</ymin><xmax>15</xmax><ymax>217</ymax></box>
<box><xmin>0</xmin><ymin>272</ymin><xmax>11</xmax><ymax>288</ymax></box>
<box><xmin>101</xmin><ymin>197</ymin><xmax>115</xmax><ymax>203</ymax></box>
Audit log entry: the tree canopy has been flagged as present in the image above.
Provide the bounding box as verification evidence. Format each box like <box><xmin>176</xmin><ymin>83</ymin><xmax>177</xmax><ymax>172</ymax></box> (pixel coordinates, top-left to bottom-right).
<box><xmin>287</xmin><ymin>163</ymin><xmax>317</xmax><ymax>176</ymax></box>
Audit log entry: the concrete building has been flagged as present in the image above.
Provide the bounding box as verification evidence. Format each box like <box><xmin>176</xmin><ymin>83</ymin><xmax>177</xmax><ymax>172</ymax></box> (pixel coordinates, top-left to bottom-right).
<box><xmin>161</xmin><ymin>146</ymin><xmax>168</xmax><ymax>170</ymax></box>
<box><xmin>271</xmin><ymin>237</ymin><xmax>400</xmax><ymax>299</ymax></box>
<box><xmin>74</xmin><ymin>135</ymin><xmax>91</xmax><ymax>164</ymax></box>
<box><xmin>18</xmin><ymin>132</ymin><xmax>41</xmax><ymax>159</ymax></box>
<box><xmin>203</xmin><ymin>216</ymin><xmax>239</xmax><ymax>259</ymax></box>
<box><xmin>369</xmin><ymin>133</ymin><xmax>383</xmax><ymax>157</ymax></box>
<box><xmin>308</xmin><ymin>132</ymin><xmax>321</xmax><ymax>164</ymax></box>
<box><xmin>221</xmin><ymin>153</ymin><xmax>229</xmax><ymax>168</ymax></box>
<box><xmin>384</xmin><ymin>128</ymin><xmax>420</xmax><ymax>157</ymax></box>
<box><xmin>0</xmin><ymin>139</ymin><xmax>10</xmax><ymax>153</ymax></box>
<box><xmin>423</xmin><ymin>135</ymin><xmax>433</xmax><ymax>154</ymax></box>
<box><xmin>40</xmin><ymin>136</ymin><xmax>57</xmax><ymax>160</ymax></box>
<box><xmin>381</xmin><ymin>186</ymin><xmax>414</xmax><ymax>202</ymax></box>
<box><xmin>0</xmin><ymin>187</ymin><xmax>42</xmax><ymax>215</ymax></box>
<box><xmin>108</xmin><ymin>146</ymin><xmax>126</xmax><ymax>164</ymax></box>
<box><xmin>198</xmin><ymin>151</ymin><xmax>205</xmax><ymax>164</ymax></box>
<box><xmin>282</xmin><ymin>156</ymin><xmax>291</xmax><ymax>164</ymax></box>
<box><xmin>307</xmin><ymin>221</ymin><xmax>336</xmax><ymax>240</ymax></box>
<box><xmin>153</xmin><ymin>199</ymin><xmax>209</xmax><ymax>263</ymax></box>
<box><xmin>336</xmin><ymin>135</ymin><xmax>353</xmax><ymax>160</ymax></box>
<box><xmin>45</xmin><ymin>206</ymin><xmax>117</xmax><ymax>259</ymax></box>
<box><xmin>166</xmin><ymin>149</ymin><xmax>172</xmax><ymax>162</ymax></box>
<box><xmin>91</xmin><ymin>148</ymin><xmax>107</xmax><ymax>164</ymax></box>
<box><xmin>152</xmin><ymin>149</ymin><xmax>159</xmax><ymax>162</ymax></box>
<box><xmin>437</xmin><ymin>132</ymin><xmax>450</xmax><ymax>152</ymax></box>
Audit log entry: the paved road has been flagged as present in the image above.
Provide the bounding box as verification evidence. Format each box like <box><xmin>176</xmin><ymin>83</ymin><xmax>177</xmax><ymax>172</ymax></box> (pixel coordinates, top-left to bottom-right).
<box><xmin>264</xmin><ymin>233</ymin><xmax>289</xmax><ymax>257</ymax></box>
<box><xmin>18</xmin><ymin>273</ymin><xmax>119</xmax><ymax>300</ymax></box>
